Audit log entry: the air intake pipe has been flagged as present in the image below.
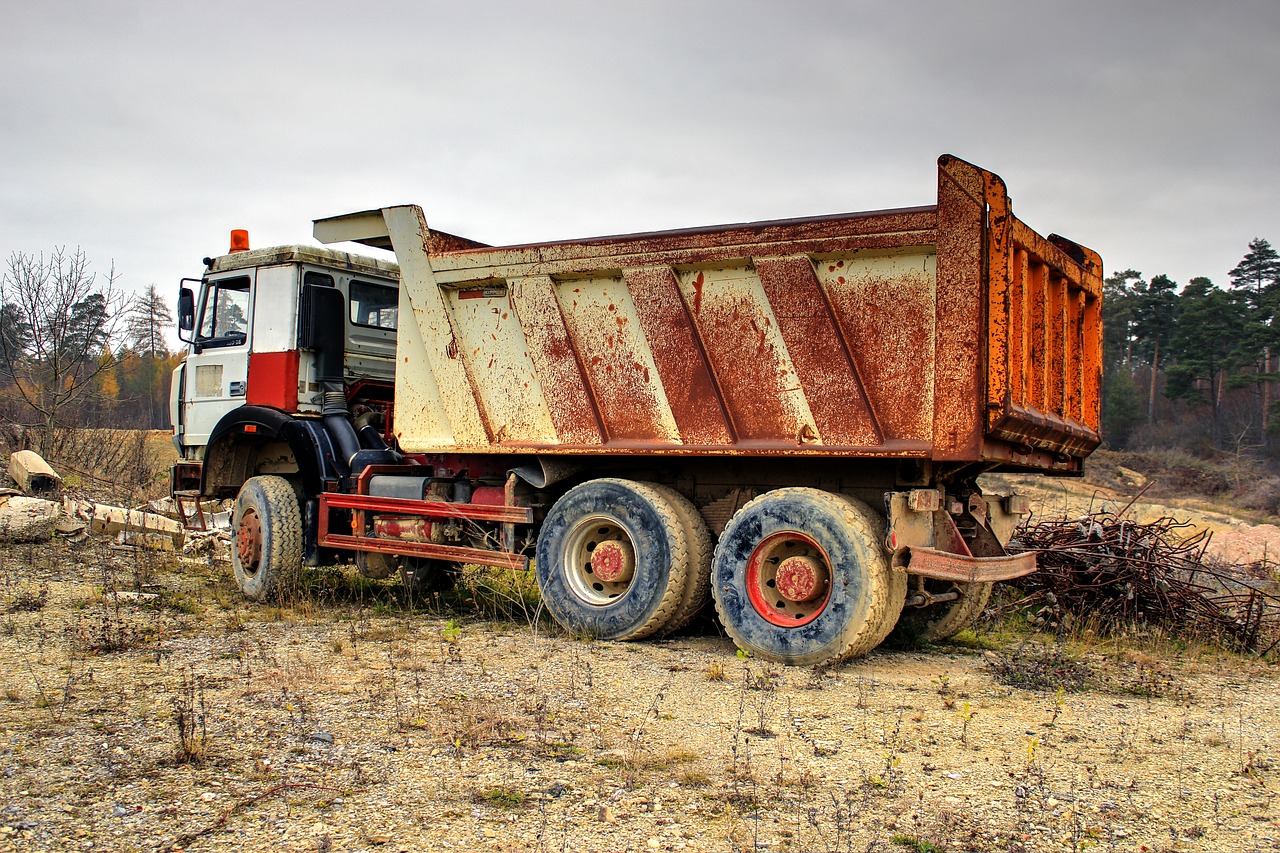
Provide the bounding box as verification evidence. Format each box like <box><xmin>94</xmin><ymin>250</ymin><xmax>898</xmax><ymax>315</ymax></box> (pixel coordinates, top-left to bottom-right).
<box><xmin>322</xmin><ymin>388</ymin><xmax>363</xmax><ymax>466</ymax></box>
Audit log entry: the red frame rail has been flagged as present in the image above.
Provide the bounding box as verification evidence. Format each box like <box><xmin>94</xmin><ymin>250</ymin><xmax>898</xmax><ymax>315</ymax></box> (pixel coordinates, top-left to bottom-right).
<box><xmin>316</xmin><ymin>468</ymin><xmax>533</xmax><ymax>570</ymax></box>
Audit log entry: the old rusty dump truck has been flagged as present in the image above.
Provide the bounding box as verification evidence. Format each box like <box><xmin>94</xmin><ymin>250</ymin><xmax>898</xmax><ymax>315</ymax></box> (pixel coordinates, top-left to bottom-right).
<box><xmin>170</xmin><ymin>155</ymin><xmax>1102</xmax><ymax>665</ymax></box>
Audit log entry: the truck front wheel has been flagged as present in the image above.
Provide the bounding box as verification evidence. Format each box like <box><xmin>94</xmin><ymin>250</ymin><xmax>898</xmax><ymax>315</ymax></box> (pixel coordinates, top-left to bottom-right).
<box><xmin>535</xmin><ymin>479</ymin><xmax>689</xmax><ymax>641</ymax></box>
<box><xmin>232</xmin><ymin>475</ymin><xmax>303</xmax><ymax>602</ymax></box>
<box><xmin>712</xmin><ymin>488</ymin><xmax>901</xmax><ymax>666</ymax></box>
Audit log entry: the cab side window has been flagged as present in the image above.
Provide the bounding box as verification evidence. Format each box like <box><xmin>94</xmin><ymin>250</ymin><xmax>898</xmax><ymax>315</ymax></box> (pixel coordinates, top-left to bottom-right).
<box><xmin>349</xmin><ymin>280</ymin><xmax>398</xmax><ymax>330</ymax></box>
<box><xmin>197</xmin><ymin>276</ymin><xmax>251</xmax><ymax>348</ymax></box>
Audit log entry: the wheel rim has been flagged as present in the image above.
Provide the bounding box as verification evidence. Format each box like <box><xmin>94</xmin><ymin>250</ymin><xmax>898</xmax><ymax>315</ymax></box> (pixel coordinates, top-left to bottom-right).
<box><xmin>563</xmin><ymin>514</ymin><xmax>636</xmax><ymax>606</ymax></box>
<box><xmin>745</xmin><ymin>530</ymin><xmax>832</xmax><ymax>627</ymax></box>
<box><xmin>236</xmin><ymin>508</ymin><xmax>263</xmax><ymax>577</ymax></box>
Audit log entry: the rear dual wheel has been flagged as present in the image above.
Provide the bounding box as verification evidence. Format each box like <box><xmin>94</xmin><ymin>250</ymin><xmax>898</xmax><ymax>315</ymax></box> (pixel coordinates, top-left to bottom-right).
<box><xmin>535</xmin><ymin>479</ymin><xmax>689</xmax><ymax>641</ymax></box>
<box><xmin>892</xmin><ymin>579</ymin><xmax>993</xmax><ymax>645</ymax></box>
<box><xmin>642</xmin><ymin>483</ymin><xmax>713</xmax><ymax>635</ymax></box>
<box><xmin>711</xmin><ymin>488</ymin><xmax>904</xmax><ymax>666</ymax></box>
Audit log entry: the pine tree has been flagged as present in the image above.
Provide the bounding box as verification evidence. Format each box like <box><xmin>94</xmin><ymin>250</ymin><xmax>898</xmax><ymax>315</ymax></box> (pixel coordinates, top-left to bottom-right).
<box><xmin>124</xmin><ymin>285</ymin><xmax>176</xmax><ymax>428</ymax></box>
<box><xmin>1166</xmin><ymin>277</ymin><xmax>1250</xmax><ymax>449</ymax></box>
<box><xmin>126</xmin><ymin>284</ymin><xmax>173</xmax><ymax>359</ymax></box>
<box><xmin>1131</xmin><ymin>274</ymin><xmax>1179</xmax><ymax>427</ymax></box>
<box><xmin>1101</xmin><ymin>270</ymin><xmax>1143</xmax><ymax>446</ymax></box>
<box><xmin>1227</xmin><ymin>238</ymin><xmax>1280</xmax><ymax>438</ymax></box>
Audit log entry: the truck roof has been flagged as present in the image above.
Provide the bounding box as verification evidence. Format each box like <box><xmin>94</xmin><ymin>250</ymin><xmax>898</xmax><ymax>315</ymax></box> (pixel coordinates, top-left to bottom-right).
<box><xmin>208</xmin><ymin>245</ymin><xmax>399</xmax><ymax>279</ymax></box>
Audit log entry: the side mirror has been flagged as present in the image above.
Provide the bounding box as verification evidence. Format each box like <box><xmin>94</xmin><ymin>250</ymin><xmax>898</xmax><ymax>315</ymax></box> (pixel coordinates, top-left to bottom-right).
<box><xmin>178</xmin><ymin>288</ymin><xmax>195</xmax><ymax>332</ymax></box>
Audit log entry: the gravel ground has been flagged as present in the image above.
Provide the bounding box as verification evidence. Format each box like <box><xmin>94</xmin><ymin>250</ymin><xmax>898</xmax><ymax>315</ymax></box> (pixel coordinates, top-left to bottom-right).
<box><xmin>2</xmin><ymin>538</ymin><xmax>1280</xmax><ymax>853</ymax></box>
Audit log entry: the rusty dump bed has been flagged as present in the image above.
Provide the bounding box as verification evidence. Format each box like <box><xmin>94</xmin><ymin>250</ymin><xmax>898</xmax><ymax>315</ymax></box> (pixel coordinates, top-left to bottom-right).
<box><xmin>315</xmin><ymin>155</ymin><xmax>1102</xmax><ymax>473</ymax></box>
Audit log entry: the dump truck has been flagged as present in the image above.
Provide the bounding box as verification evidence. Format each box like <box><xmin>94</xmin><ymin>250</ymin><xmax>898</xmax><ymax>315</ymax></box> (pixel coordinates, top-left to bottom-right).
<box><xmin>169</xmin><ymin>154</ymin><xmax>1102</xmax><ymax>665</ymax></box>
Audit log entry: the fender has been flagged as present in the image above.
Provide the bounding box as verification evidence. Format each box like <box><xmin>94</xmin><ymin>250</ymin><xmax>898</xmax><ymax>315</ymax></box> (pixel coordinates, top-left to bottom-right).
<box><xmin>202</xmin><ymin>405</ymin><xmax>347</xmax><ymax>500</ymax></box>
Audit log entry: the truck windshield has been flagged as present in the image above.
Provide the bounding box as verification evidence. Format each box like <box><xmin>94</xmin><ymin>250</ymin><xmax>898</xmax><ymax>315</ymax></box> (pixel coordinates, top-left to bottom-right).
<box><xmin>197</xmin><ymin>276</ymin><xmax>251</xmax><ymax>348</ymax></box>
<box><xmin>349</xmin><ymin>280</ymin><xmax>397</xmax><ymax>330</ymax></box>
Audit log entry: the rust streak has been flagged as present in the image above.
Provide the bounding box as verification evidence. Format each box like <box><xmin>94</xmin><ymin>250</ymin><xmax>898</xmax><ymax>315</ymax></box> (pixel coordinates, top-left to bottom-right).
<box><xmin>508</xmin><ymin>276</ymin><xmax>605</xmax><ymax>444</ymax></box>
<box><xmin>625</xmin><ymin>267</ymin><xmax>736</xmax><ymax>445</ymax></box>
<box><xmin>756</xmin><ymin>256</ymin><xmax>881</xmax><ymax>445</ymax></box>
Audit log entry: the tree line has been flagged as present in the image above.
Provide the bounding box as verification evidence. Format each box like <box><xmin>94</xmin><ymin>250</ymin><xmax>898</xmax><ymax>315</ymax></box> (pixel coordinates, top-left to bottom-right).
<box><xmin>1104</xmin><ymin>237</ymin><xmax>1280</xmax><ymax>456</ymax></box>
<box><xmin>0</xmin><ymin>248</ymin><xmax>180</xmax><ymax>441</ymax></box>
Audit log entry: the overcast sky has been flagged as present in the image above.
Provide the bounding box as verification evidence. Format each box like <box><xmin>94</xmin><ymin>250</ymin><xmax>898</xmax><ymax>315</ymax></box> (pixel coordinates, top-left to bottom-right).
<box><xmin>3</xmin><ymin>0</ymin><xmax>1277</xmax><ymax>323</ymax></box>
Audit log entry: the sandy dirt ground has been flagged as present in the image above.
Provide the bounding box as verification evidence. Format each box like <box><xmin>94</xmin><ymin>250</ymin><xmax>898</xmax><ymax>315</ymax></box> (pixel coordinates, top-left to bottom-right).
<box><xmin>2</xmin><ymin>521</ymin><xmax>1280</xmax><ymax>853</ymax></box>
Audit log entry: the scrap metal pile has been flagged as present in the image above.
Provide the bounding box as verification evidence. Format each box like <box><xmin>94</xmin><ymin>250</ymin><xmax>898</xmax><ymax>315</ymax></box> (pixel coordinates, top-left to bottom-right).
<box><xmin>1005</xmin><ymin>511</ymin><xmax>1280</xmax><ymax>654</ymax></box>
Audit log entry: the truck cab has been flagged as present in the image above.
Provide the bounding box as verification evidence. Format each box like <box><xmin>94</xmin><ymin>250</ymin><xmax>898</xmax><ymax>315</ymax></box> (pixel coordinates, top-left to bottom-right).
<box><xmin>170</xmin><ymin>235</ymin><xmax>400</xmax><ymax>494</ymax></box>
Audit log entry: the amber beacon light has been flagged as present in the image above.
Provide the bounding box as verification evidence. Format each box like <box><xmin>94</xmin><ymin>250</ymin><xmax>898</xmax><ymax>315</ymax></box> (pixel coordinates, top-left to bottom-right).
<box><xmin>229</xmin><ymin>229</ymin><xmax>250</xmax><ymax>253</ymax></box>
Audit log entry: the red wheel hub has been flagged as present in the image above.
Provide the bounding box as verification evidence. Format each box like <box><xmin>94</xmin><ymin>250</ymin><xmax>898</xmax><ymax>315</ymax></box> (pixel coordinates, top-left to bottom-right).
<box><xmin>775</xmin><ymin>555</ymin><xmax>826</xmax><ymax>602</ymax></box>
<box><xmin>590</xmin><ymin>539</ymin><xmax>633</xmax><ymax>583</ymax></box>
<box><xmin>236</xmin><ymin>508</ymin><xmax>263</xmax><ymax>573</ymax></box>
<box><xmin>744</xmin><ymin>531</ymin><xmax>833</xmax><ymax>627</ymax></box>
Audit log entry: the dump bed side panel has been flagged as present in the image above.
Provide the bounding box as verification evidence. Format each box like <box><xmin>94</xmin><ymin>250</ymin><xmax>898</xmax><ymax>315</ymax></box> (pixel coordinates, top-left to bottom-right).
<box><xmin>387</xmin><ymin>206</ymin><xmax>946</xmax><ymax>457</ymax></box>
<box><xmin>374</xmin><ymin>156</ymin><xmax>1101</xmax><ymax>471</ymax></box>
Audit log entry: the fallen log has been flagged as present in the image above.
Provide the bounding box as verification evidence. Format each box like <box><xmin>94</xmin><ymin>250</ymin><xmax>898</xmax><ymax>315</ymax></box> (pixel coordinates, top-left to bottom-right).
<box><xmin>8</xmin><ymin>450</ymin><xmax>62</xmax><ymax>495</ymax></box>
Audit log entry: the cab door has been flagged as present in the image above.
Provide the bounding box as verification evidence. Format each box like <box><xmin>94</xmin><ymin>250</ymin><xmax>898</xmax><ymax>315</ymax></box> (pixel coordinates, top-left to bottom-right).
<box><xmin>180</xmin><ymin>272</ymin><xmax>254</xmax><ymax>449</ymax></box>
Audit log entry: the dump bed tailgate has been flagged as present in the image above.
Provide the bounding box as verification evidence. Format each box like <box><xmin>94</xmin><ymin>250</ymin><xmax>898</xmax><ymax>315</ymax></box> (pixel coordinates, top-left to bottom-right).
<box><xmin>979</xmin><ymin>164</ymin><xmax>1103</xmax><ymax>463</ymax></box>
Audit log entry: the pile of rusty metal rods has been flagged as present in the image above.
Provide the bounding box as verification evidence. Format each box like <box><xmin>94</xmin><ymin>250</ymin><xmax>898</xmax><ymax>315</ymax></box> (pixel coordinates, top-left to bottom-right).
<box><xmin>1005</xmin><ymin>512</ymin><xmax>1280</xmax><ymax>654</ymax></box>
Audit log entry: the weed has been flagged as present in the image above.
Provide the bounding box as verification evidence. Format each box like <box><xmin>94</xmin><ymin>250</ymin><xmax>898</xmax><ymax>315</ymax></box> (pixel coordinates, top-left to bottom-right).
<box><xmin>957</xmin><ymin>700</ymin><xmax>975</xmax><ymax>744</ymax></box>
<box><xmin>1045</xmin><ymin>686</ymin><xmax>1068</xmax><ymax>727</ymax></box>
<box><xmin>446</xmin><ymin>564</ymin><xmax>547</xmax><ymax>626</ymax></box>
<box><xmin>1106</xmin><ymin>655</ymin><xmax>1193</xmax><ymax>700</ymax></box>
<box><xmin>677</xmin><ymin>770</ymin><xmax>711</xmax><ymax>787</ymax></box>
<box><xmin>172</xmin><ymin>668</ymin><xmax>208</xmax><ymax>765</ymax></box>
<box><xmin>944</xmin><ymin>628</ymin><xmax>1001</xmax><ymax>651</ymax></box>
<box><xmin>70</xmin><ymin>561</ymin><xmax>146</xmax><ymax>653</ymax></box>
<box><xmin>892</xmin><ymin>834</ymin><xmax>943</xmax><ymax>853</ymax></box>
<box><xmin>986</xmin><ymin>639</ymin><xmax>1092</xmax><ymax>692</ymax></box>
<box><xmin>474</xmin><ymin>785</ymin><xmax>528</xmax><ymax>809</ymax></box>
<box><xmin>704</xmin><ymin>660</ymin><xmax>726</xmax><ymax>681</ymax></box>
<box><xmin>5</xmin><ymin>585</ymin><xmax>48</xmax><ymax>613</ymax></box>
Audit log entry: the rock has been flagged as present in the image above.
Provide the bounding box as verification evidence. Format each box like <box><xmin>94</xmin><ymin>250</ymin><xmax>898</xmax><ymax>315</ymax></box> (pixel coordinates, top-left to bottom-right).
<box><xmin>113</xmin><ymin>592</ymin><xmax>159</xmax><ymax>604</ymax></box>
<box><xmin>598</xmin><ymin>805</ymin><xmax>617</xmax><ymax>824</ymax></box>
<box><xmin>0</xmin><ymin>495</ymin><xmax>62</xmax><ymax>542</ymax></box>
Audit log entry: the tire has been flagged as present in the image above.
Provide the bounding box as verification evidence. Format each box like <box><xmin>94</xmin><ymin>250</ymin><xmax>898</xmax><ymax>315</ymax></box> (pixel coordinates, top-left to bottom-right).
<box><xmin>872</xmin><ymin>567</ymin><xmax>909</xmax><ymax>648</ymax></box>
<box><xmin>892</xmin><ymin>580</ymin><xmax>993</xmax><ymax>645</ymax></box>
<box><xmin>535</xmin><ymin>479</ymin><xmax>689</xmax><ymax>641</ymax></box>
<box><xmin>642</xmin><ymin>484</ymin><xmax>714</xmax><ymax>636</ymax></box>
<box><xmin>711</xmin><ymin>488</ymin><xmax>896</xmax><ymax>666</ymax></box>
<box><xmin>399</xmin><ymin>557</ymin><xmax>458</xmax><ymax>594</ymax></box>
<box><xmin>232</xmin><ymin>475</ymin><xmax>303</xmax><ymax>602</ymax></box>
<box><xmin>356</xmin><ymin>550</ymin><xmax>397</xmax><ymax>580</ymax></box>
<box><xmin>837</xmin><ymin>495</ymin><xmax>907</xmax><ymax>650</ymax></box>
